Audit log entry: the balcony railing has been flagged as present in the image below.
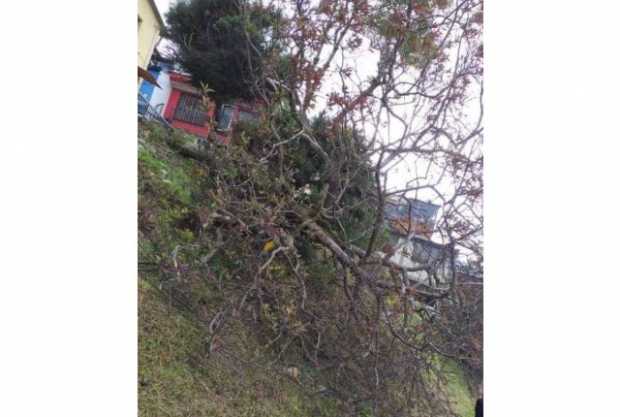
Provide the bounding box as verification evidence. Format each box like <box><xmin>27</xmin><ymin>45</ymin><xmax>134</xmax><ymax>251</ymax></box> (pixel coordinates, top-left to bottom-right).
<box><xmin>138</xmin><ymin>93</ymin><xmax>172</xmax><ymax>129</ymax></box>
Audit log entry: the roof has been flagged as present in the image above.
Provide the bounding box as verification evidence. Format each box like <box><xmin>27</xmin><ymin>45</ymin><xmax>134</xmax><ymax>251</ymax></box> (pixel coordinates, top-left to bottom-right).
<box><xmin>138</xmin><ymin>66</ymin><xmax>161</xmax><ymax>88</ymax></box>
<box><xmin>385</xmin><ymin>198</ymin><xmax>439</xmax><ymax>220</ymax></box>
<box><xmin>147</xmin><ymin>0</ymin><xmax>165</xmax><ymax>28</ymax></box>
<box><xmin>387</xmin><ymin>218</ymin><xmax>433</xmax><ymax>238</ymax></box>
<box><xmin>385</xmin><ymin>198</ymin><xmax>440</xmax><ymax>240</ymax></box>
<box><xmin>170</xmin><ymin>80</ymin><xmax>201</xmax><ymax>95</ymax></box>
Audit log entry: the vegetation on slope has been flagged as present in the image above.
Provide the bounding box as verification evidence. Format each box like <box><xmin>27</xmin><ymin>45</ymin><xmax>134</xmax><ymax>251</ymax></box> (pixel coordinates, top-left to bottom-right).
<box><xmin>139</xmin><ymin>278</ymin><xmax>474</xmax><ymax>417</ymax></box>
<box><xmin>141</xmin><ymin>0</ymin><xmax>483</xmax><ymax>414</ymax></box>
<box><xmin>139</xmin><ymin>279</ymin><xmax>339</xmax><ymax>417</ymax></box>
<box><xmin>138</xmin><ymin>121</ymin><xmax>478</xmax><ymax>417</ymax></box>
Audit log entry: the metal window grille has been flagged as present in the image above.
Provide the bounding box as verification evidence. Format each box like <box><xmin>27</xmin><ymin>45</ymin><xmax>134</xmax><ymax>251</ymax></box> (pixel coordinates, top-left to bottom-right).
<box><xmin>216</xmin><ymin>104</ymin><xmax>235</xmax><ymax>131</ymax></box>
<box><xmin>174</xmin><ymin>94</ymin><xmax>207</xmax><ymax>126</ymax></box>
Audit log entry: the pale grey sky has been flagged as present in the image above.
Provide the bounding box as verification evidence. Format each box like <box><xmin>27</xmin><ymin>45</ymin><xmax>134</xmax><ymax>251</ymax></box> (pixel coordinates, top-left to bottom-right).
<box><xmin>154</xmin><ymin>0</ymin><xmax>172</xmax><ymax>17</ymax></box>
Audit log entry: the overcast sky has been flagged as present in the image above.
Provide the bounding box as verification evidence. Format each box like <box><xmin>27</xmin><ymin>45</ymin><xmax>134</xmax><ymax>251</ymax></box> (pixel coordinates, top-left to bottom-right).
<box><xmin>154</xmin><ymin>0</ymin><xmax>172</xmax><ymax>17</ymax></box>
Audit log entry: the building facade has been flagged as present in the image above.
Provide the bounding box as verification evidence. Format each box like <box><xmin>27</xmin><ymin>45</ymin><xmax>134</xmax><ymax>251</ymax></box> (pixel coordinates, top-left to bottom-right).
<box><xmin>382</xmin><ymin>198</ymin><xmax>452</xmax><ymax>288</ymax></box>
<box><xmin>139</xmin><ymin>53</ymin><xmax>174</xmax><ymax>116</ymax></box>
<box><xmin>383</xmin><ymin>197</ymin><xmax>482</xmax><ymax>297</ymax></box>
<box><xmin>162</xmin><ymin>72</ymin><xmax>216</xmax><ymax>139</ymax></box>
<box><xmin>138</xmin><ymin>0</ymin><xmax>164</xmax><ymax>71</ymax></box>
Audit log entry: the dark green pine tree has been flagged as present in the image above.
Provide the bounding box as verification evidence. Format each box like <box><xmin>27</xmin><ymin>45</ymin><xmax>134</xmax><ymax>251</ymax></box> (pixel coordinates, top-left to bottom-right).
<box><xmin>164</xmin><ymin>0</ymin><xmax>279</xmax><ymax>101</ymax></box>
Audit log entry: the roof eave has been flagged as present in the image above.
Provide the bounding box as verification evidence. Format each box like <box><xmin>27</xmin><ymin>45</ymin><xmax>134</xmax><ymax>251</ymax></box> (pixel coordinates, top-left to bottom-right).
<box><xmin>147</xmin><ymin>0</ymin><xmax>165</xmax><ymax>28</ymax></box>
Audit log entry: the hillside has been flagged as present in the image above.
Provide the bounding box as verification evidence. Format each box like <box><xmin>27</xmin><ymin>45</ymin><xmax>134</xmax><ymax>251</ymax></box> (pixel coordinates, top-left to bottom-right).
<box><xmin>139</xmin><ymin>278</ymin><xmax>340</xmax><ymax>417</ymax></box>
<box><xmin>138</xmin><ymin>120</ymin><xmax>477</xmax><ymax>417</ymax></box>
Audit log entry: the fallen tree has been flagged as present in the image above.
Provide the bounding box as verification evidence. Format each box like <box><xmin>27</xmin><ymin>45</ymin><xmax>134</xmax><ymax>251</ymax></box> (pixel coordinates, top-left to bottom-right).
<box><xmin>140</xmin><ymin>1</ymin><xmax>483</xmax><ymax>416</ymax></box>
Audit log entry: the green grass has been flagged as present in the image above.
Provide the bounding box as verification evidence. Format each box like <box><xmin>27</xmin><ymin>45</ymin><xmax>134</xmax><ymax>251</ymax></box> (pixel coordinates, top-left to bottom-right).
<box><xmin>139</xmin><ymin>146</ymin><xmax>195</xmax><ymax>206</ymax></box>
<box><xmin>138</xmin><ymin>279</ymin><xmax>340</xmax><ymax>417</ymax></box>
<box><xmin>439</xmin><ymin>359</ymin><xmax>476</xmax><ymax>417</ymax></box>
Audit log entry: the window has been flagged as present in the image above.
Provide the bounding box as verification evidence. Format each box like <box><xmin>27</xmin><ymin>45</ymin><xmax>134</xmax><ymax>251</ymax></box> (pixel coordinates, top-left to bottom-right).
<box><xmin>174</xmin><ymin>94</ymin><xmax>207</xmax><ymax>126</ymax></box>
<box><xmin>216</xmin><ymin>105</ymin><xmax>235</xmax><ymax>131</ymax></box>
<box><xmin>238</xmin><ymin>110</ymin><xmax>258</xmax><ymax>123</ymax></box>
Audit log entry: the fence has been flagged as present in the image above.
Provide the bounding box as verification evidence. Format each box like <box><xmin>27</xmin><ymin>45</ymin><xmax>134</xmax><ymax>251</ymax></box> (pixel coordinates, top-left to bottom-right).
<box><xmin>138</xmin><ymin>93</ymin><xmax>172</xmax><ymax>129</ymax></box>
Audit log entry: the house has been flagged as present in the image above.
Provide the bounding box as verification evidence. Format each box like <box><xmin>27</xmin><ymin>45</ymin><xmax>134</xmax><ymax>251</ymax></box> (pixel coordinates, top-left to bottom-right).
<box><xmin>162</xmin><ymin>72</ymin><xmax>217</xmax><ymax>140</ymax></box>
<box><xmin>383</xmin><ymin>198</ymin><xmax>451</xmax><ymax>287</ymax></box>
<box><xmin>139</xmin><ymin>51</ymin><xmax>174</xmax><ymax>117</ymax></box>
<box><xmin>138</xmin><ymin>49</ymin><xmax>262</xmax><ymax>142</ymax></box>
<box><xmin>138</xmin><ymin>0</ymin><xmax>164</xmax><ymax>77</ymax></box>
<box><xmin>213</xmin><ymin>100</ymin><xmax>261</xmax><ymax>140</ymax></box>
<box><xmin>384</xmin><ymin>197</ymin><xmax>483</xmax><ymax>294</ymax></box>
<box><xmin>138</xmin><ymin>0</ymin><xmax>164</xmax><ymax>92</ymax></box>
<box><xmin>384</xmin><ymin>197</ymin><xmax>439</xmax><ymax>240</ymax></box>
<box><xmin>159</xmin><ymin>72</ymin><xmax>260</xmax><ymax>143</ymax></box>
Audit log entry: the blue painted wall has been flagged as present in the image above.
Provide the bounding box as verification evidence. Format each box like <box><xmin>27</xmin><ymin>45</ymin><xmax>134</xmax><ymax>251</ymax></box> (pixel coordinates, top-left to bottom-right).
<box><xmin>139</xmin><ymin>67</ymin><xmax>161</xmax><ymax>102</ymax></box>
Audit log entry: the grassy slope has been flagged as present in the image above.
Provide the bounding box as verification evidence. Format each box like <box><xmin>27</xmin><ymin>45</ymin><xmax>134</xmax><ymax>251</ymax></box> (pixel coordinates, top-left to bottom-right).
<box><xmin>139</xmin><ymin>279</ymin><xmax>339</xmax><ymax>417</ymax></box>
<box><xmin>138</xmin><ymin>122</ymin><xmax>475</xmax><ymax>417</ymax></box>
<box><xmin>441</xmin><ymin>360</ymin><xmax>476</xmax><ymax>417</ymax></box>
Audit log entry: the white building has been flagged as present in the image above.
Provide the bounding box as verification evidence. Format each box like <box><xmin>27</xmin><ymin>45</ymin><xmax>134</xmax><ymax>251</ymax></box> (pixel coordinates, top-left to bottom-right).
<box><xmin>138</xmin><ymin>51</ymin><xmax>175</xmax><ymax>117</ymax></box>
<box><xmin>382</xmin><ymin>197</ymin><xmax>453</xmax><ymax>289</ymax></box>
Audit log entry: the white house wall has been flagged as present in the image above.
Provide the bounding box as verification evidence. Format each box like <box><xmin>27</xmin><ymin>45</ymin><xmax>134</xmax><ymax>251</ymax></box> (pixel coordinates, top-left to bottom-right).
<box><xmin>387</xmin><ymin>236</ymin><xmax>451</xmax><ymax>286</ymax></box>
<box><xmin>149</xmin><ymin>71</ymin><xmax>172</xmax><ymax>116</ymax></box>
